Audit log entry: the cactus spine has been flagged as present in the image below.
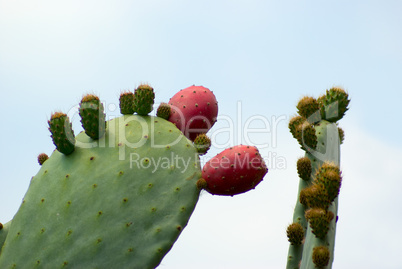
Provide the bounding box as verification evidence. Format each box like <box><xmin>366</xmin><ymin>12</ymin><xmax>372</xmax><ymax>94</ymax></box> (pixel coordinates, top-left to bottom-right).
<box><xmin>286</xmin><ymin>87</ymin><xmax>349</xmax><ymax>269</ymax></box>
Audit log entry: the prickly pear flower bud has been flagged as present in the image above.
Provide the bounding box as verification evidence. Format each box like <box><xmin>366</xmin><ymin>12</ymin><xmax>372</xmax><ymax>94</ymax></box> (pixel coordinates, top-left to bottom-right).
<box><xmin>286</xmin><ymin>223</ymin><xmax>305</xmax><ymax>245</ymax></box>
<box><xmin>119</xmin><ymin>91</ymin><xmax>135</xmax><ymax>115</ymax></box>
<box><xmin>312</xmin><ymin>246</ymin><xmax>330</xmax><ymax>268</ymax></box>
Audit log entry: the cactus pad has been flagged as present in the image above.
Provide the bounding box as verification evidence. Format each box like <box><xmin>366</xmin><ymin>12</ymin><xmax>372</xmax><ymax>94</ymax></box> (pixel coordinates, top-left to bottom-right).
<box><xmin>0</xmin><ymin>115</ymin><xmax>202</xmax><ymax>268</ymax></box>
<box><xmin>318</xmin><ymin>87</ymin><xmax>350</xmax><ymax>122</ymax></box>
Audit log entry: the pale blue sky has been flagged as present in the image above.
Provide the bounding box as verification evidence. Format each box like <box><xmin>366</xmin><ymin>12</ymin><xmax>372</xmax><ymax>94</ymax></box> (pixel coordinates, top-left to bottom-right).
<box><xmin>1</xmin><ymin>1</ymin><xmax>401</xmax><ymax>268</ymax></box>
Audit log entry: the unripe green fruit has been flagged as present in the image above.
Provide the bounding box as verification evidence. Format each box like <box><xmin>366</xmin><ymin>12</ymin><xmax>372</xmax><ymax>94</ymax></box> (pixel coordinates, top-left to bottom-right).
<box><xmin>315</xmin><ymin>163</ymin><xmax>341</xmax><ymax>203</ymax></box>
<box><xmin>48</xmin><ymin>112</ymin><xmax>75</xmax><ymax>155</ymax></box>
<box><xmin>134</xmin><ymin>84</ymin><xmax>155</xmax><ymax>116</ymax></box>
<box><xmin>156</xmin><ymin>102</ymin><xmax>171</xmax><ymax>120</ymax></box>
<box><xmin>297</xmin><ymin>96</ymin><xmax>320</xmax><ymax>123</ymax></box>
<box><xmin>296</xmin><ymin>121</ymin><xmax>317</xmax><ymax>150</ymax></box>
<box><xmin>193</xmin><ymin>134</ymin><xmax>211</xmax><ymax>155</ymax></box>
<box><xmin>119</xmin><ymin>91</ymin><xmax>135</xmax><ymax>115</ymax></box>
<box><xmin>286</xmin><ymin>223</ymin><xmax>305</xmax><ymax>245</ymax></box>
<box><xmin>299</xmin><ymin>188</ymin><xmax>308</xmax><ymax>206</ymax></box>
<box><xmin>305</xmin><ymin>209</ymin><xmax>334</xmax><ymax>239</ymax></box>
<box><xmin>312</xmin><ymin>246</ymin><xmax>330</xmax><ymax>268</ymax></box>
<box><xmin>37</xmin><ymin>153</ymin><xmax>49</xmax><ymax>166</ymax></box>
<box><xmin>303</xmin><ymin>184</ymin><xmax>330</xmax><ymax>210</ymax></box>
<box><xmin>297</xmin><ymin>157</ymin><xmax>312</xmax><ymax>181</ymax></box>
<box><xmin>289</xmin><ymin>115</ymin><xmax>304</xmax><ymax>140</ymax></box>
<box><xmin>79</xmin><ymin>94</ymin><xmax>106</xmax><ymax>140</ymax></box>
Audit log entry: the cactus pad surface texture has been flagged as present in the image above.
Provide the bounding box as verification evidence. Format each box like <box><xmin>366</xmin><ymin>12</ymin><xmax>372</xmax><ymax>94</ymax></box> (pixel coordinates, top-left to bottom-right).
<box><xmin>0</xmin><ymin>98</ymin><xmax>201</xmax><ymax>268</ymax></box>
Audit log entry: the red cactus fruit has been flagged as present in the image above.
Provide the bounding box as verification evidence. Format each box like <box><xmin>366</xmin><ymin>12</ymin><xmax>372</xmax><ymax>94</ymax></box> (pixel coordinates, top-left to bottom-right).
<box><xmin>201</xmin><ymin>145</ymin><xmax>268</xmax><ymax>196</ymax></box>
<box><xmin>168</xmin><ymin>85</ymin><xmax>218</xmax><ymax>141</ymax></box>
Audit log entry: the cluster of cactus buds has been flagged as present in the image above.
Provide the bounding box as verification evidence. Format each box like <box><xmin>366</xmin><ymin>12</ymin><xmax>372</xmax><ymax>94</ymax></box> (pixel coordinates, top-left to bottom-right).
<box><xmin>286</xmin><ymin>87</ymin><xmax>349</xmax><ymax>269</ymax></box>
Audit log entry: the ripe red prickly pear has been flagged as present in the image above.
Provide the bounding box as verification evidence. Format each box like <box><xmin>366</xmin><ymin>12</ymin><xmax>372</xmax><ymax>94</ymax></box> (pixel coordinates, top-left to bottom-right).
<box><xmin>200</xmin><ymin>145</ymin><xmax>268</xmax><ymax>196</ymax></box>
<box><xmin>168</xmin><ymin>85</ymin><xmax>218</xmax><ymax>141</ymax></box>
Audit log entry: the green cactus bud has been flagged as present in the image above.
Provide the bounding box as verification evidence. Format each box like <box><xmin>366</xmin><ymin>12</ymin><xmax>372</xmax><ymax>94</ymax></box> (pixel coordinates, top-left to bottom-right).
<box><xmin>312</xmin><ymin>246</ymin><xmax>330</xmax><ymax>268</ymax></box>
<box><xmin>156</xmin><ymin>102</ymin><xmax>171</xmax><ymax>120</ymax></box>
<box><xmin>303</xmin><ymin>184</ymin><xmax>330</xmax><ymax>210</ymax></box>
<box><xmin>286</xmin><ymin>223</ymin><xmax>305</xmax><ymax>245</ymax></box>
<box><xmin>296</xmin><ymin>121</ymin><xmax>317</xmax><ymax>150</ymax></box>
<box><xmin>196</xmin><ymin>178</ymin><xmax>208</xmax><ymax>190</ymax></box>
<box><xmin>305</xmin><ymin>209</ymin><xmax>334</xmax><ymax>239</ymax></box>
<box><xmin>318</xmin><ymin>87</ymin><xmax>350</xmax><ymax>122</ymax></box>
<box><xmin>134</xmin><ymin>84</ymin><xmax>155</xmax><ymax>116</ymax></box>
<box><xmin>119</xmin><ymin>91</ymin><xmax>135</xmax><ymax>115</ymax></box>
<box><xmin>289</xmin><ymin>115</ymin><xmax>304</xmax><ymax>140</ymax></box>
<box><xmin>299</xmin><ymin>188</ymin><xmax>308</xmax><ymax>206</ymax></box>
<box><xmin>315</xmin><ymin>163</ymin><xmax>342</xmax><ymax>203</ymax></box>
<box><xmin>297</xmin><ymin>96</ymin><xmax>320</xmax><ymax>123</ymax></box>
<box><xmin>338</xmin><ymin>126</ymin><xmax>345</xmax><ymax>144</ymax></box>
<box><xmin>297</xmin><ymin>157</ymin><xmax>312</xmax><ymax>181</ymax></box>
<box><xmin>79</xmin><ymin>94</ymin><xmax>106</xmax><ymax>140</ymax></box>
<box><xmin>37</xmin><ymin>153</ymin><xmax>49</xmax><ymax>166</ymax></box>
<box><xmin>193</xmin><ymin>134</ymin><xmax>211</xmax><ymax>155</ymax></box>
<box><xmin>48</xmin><ymin>112</ymin><xmax>75</xmax><ymax>155</ymax></box>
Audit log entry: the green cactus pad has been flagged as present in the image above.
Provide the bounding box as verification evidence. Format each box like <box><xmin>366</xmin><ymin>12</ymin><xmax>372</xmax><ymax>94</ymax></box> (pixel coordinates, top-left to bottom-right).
<box><xmin>156</xmin><ymin>103</ymin><xmax>171</xmax><ymax>120</ymax></box>
<box><xmin>318</xmin><ymin>87</ymin><xmax>350</xmax><ymax>122</ymax></box>
<box><xmin>37</xmin><ymin>153</ymin><xmax>49</xmax><ymax>166</ymax></box>
<box><xmin>79</xmin><ymin>94</ymin><xmax>106</xmax><ymax>140</ymax></box>
<box><xmin>0</xmin><ymin>115</ymin><xmax>202</xmax><ymax>269</ymax></box>
<box><xmin>48</xmin><ymin>112</ymin><xmax>75</xmax><ymax>155</ymax></box>
<box><xmin>193</xmin><ymin>134</ymin><xmax>211</xmax><ymax>155</ymax></box>
<box><xmin>134</xmin><ymin>84</ymin><xmax>155</xmax><ymax>116</ymax></box>
<box><xmin>119</xmin><ymin>91</ymin><xmax>135</xmax><ymax>115</ymax></box>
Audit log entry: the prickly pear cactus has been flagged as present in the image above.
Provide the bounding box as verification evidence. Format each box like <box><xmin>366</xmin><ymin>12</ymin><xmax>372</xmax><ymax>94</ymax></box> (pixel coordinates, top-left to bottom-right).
<box><xmin>0</xmin><ymin>84</ymin><xmax>269</xmax><ymax>268</ymax></box>
<box><xmin>286</xmin><ymin>87</ymin><xmax>350</xmax><ymax>269</ymax></box>
<box><xmin>0</xmin><ymin>95</ymin><xmax>202</xmax><ymax>268</ymax></box>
